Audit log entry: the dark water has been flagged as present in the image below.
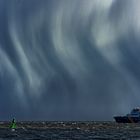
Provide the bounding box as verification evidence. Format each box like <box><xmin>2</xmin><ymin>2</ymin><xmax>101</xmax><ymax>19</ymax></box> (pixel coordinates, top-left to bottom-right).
<box><xmin>0</xmin><ymin>121</ymin><xmax>140</xmax><ymax>139</ymax></box>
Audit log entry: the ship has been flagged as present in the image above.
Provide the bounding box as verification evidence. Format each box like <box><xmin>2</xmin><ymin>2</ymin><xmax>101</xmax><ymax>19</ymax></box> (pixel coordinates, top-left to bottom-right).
<box><xmin>114</xmin><ymin>107</ymin><xmax>140</xmax><ymax>123</ymax></box>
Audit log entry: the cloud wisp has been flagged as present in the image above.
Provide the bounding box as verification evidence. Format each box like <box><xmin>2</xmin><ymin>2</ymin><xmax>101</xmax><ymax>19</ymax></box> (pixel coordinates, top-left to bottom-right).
<box><xmin>0</xmin><ymin>0</ymin><xmax>140</xmax><ymax>120</ymax></box>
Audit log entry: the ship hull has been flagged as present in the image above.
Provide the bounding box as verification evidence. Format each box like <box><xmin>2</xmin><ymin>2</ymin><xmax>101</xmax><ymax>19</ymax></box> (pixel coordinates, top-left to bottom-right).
<box><xmin>114</xmin><ymin>116</ymin><xmax>140</xmax><ymax>123</ymax></box>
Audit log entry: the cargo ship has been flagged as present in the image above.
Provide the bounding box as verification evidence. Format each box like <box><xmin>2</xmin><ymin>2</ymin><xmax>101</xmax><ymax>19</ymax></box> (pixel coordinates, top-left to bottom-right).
<box><xmin>114</xmin><ymin>107</ymin><xmax>140</xmax><ymax>123</ymax></box>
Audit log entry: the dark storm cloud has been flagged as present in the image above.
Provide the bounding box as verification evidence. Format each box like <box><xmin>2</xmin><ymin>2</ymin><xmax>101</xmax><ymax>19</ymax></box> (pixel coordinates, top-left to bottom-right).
<box><xmin>0</xmin><ymin>0</ymin><xmax>140</xmax><ymax>120</ymax></box>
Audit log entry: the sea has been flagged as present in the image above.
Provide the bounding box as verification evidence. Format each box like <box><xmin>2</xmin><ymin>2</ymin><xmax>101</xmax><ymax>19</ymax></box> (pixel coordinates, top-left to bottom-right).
<box><xmin>0</xmin><ymin>121</ymin><xmax>140</xmax><ymax>140</ymax></box>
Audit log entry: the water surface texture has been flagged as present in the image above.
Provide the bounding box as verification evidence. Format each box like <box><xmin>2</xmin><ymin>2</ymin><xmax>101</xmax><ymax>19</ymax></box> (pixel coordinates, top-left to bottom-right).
<box><xmin>0</xmin><ymin>122</ymin><xmax>140</xmax><ymax>139</ymax></box>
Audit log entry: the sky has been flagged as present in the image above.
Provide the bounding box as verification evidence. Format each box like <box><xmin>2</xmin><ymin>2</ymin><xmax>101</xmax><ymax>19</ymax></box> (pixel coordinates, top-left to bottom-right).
<box><xmin>0</xmin><ymin>0</ymin><xmax>140</xmax><ymax>121</ymax></box>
